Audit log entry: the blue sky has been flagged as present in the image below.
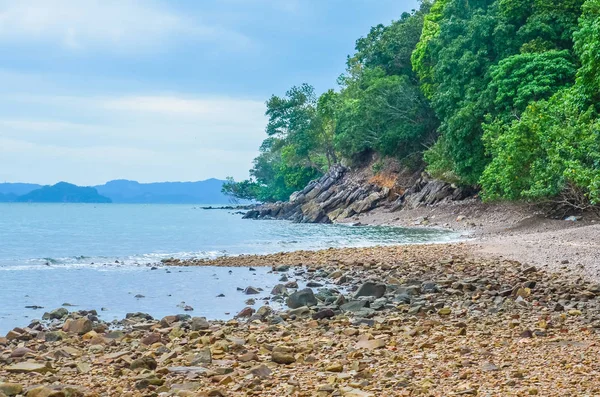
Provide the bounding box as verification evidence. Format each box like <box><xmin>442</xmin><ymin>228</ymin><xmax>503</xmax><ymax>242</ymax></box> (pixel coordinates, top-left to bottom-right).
<box><xmin>0</xmin><ymin>0</ymin><xmax>420</xmax><ymax>185</ymax></box>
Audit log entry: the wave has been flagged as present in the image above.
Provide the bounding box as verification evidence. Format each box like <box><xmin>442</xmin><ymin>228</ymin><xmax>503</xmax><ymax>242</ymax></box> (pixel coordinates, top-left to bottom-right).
<box><xmin>0</xmin><ymin>250</ymin><xmax>227</xmax><ymax>272</ymax></box>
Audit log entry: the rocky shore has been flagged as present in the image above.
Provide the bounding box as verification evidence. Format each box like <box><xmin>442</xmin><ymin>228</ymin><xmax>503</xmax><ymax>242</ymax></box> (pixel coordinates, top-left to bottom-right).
<box><xmin>3</xmin><ymin>244</ymin><xmax>600</xmax><ymax>396</ymax></box>
<box><xmin>242</xmin><ymin>165</ymin><xmax>474</xmax><ymax>224</ymax></box>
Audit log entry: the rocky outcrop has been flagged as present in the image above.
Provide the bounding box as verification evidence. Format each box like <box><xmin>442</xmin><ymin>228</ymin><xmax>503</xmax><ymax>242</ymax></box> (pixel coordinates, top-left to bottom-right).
<box><xmin>243</xmin><ymin>165</ymin><xmax>391</xmax><ymax>223</ymax></box>
<box><xmin>391</xmin><ymin>176</ymin><xmax>477</xmax><ymax>211</ymax></box>
<box><xmin>244</xmin><ymin>164</ymin><xmax>476</xmax><ymax>223</ymax></box>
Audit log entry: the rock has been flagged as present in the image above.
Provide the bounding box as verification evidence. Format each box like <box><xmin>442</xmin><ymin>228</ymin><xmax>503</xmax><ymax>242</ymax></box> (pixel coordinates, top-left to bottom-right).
<box><xmin>313</xmin><ymin>308</ymin><xmax>335</xmax><ymax>320</ymax></box>
<box><xmin>272</xmin><ymin>351</ymin><xmax>296</xmax><ymax>364</ymax></box>
<box><xmin>286</xmin><ymin>288</ymin><xmax>317</xmax><ymax>309</ymax></box>
<box><xmin>271</xmin><ymin>284</ymin><xmax>288</xmax><ymax>295</ymax></box>
<box><xmin>191</xmin><ymin>347</ymin><xmax>212</xmax><ymax>365</ymax></box>
<box><xmin>24</xmin><ymin>386</ymin><xmax>55</xmax><ymax>397</ymax></box>
<box><xmin>62</xmin><ymin>318</ymin><xmax>92</xmax><ymax>335</ymax></box>
<box><xmin>10</xmin><ymin>347</ymin><xmax>33</xmax><ymax>358</ymax></box>
<box><xmin>238</xmin><ymin>352</ymin><xmax>259</xmax><ymax>362</ymax></box>
<box><xmin>45</xmin><ymin>331</ymin><xmax>67</xmax><ymax>342</ymax></box>
<box><xmin>191</xmin><ymin>317</ymin><xmax>210</xmax><ymax>331</ymax></box>
<box><xmin>42</xmin><ymin>308</ymin><xmax>69</xmax><ymax>320</ymax></box>
<box><xmin>354</xmin><ymin>282</ymin><xmax>386</xmax><ymax>298</ymax></box>
<box><xmin>141</xmin><ymin>333</ymin><xmax>162</xmax><ymax>345</ymax></box>
<box><xmin>6</xmin><ymin>362</ymin><xmax>53</xmax><ymax>374</ymax></box>
<box><xmin>131</xmin><ymin>356</ymin><xmax>157</xmax><ymax>370</ymax></box>
<box><xmin>355</xmin><ymin>339</ymin><xmax>386</xmax><ymax>350</ymax></box>
<box><xmin>76</xmin><ymin>362</ymin><xmax>91</xmax><ymax>374</ymax></box>
<box><xmin>481</xmin><ymin>362</ymin><xmax>499</xmax><ymax>372</ymax></box>
<box><xmin>0</xmin><ymin>383</ymin><xmax>23</xmax><ymax>396</ymax></box>
<box><xmin>248</xmin><ymin>364</ymin><xmax>272</xmax><ymax>378</ymax></box>
<box><xmin>438</xmin><ymin>307</ymin><xmax>452</xmax><ymax>316</ymax></box>
<box><xmin>244</xmin><ymin>286</ymin><xmax>260</xmax><ymax>295</ymax></box>
<box><xmin>206</xmin><ymin>389</ymin><xmax>227</xmax><ymax>397</ymax></box>
<box><xmin>326</xmin><ymin>362</ymin><xmax>344</xmax><ymax>372</ymax></box>
<box><xmin>340</xmin><ymin>300</ymin><xmax>369</xmax><ymax>312</ymax></box>
<box><xmin>236</xmin><ymin>307</ymin><xmax>255</xmax><ymax>318</ymax></box>
<box><xmin>126</xmin><ymin>312</ymin><xmax>154</xmax><ymax>321</ymax></box>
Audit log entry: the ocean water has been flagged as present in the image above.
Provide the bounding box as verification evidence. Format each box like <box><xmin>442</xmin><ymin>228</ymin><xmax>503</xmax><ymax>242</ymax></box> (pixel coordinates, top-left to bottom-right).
<box><xmin>0</xmin><ymin>203</ymin><xmax>461</xmax><ymax>333</ymax></box>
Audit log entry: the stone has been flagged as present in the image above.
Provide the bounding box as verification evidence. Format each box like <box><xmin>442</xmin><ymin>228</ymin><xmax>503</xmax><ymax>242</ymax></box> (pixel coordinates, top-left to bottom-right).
<box><xmin>355</xmin><ymin>339</ymin><xmax>386</xmax><ymax>350</ymax></box>
<box><xmin>354</xmin><ymin>282</ymin><xmax>386</xmax><ymax>298</ymax></box>
<box><xmin>141</xmin><ymin>333</ymin><xmax>162</xmax><ymax>345</ymax></box>
<box><xmin>248</xmin><ymin>364</ymin><xmax>272</xmax><ymax>378</ymax></box>
<box><xmin>62</xmin><ymin>318</ymin><xmax>92</xmax><ymax>335</ymax></box>
<box><xmin>271</xmin><ymin>284</ymin><xmax>288</xmax><ymax>295</ymax></box>
<box><xmin>238</xmin><ymin>352</ymin><xmax>259</xmax><ymax>362</ymax></box>
<box><xmin>326</xmin><ymin>362</ymin><xmax>344</xmax><ymax>372</ymax></box>
<box><xmin>272</xmin><ymin>351</ymin><xmax>296</xmax><ymax>364</ymax></box>
<box><xmin>244</xmin><ymin>286</ymin><xmax>260</xmax><ymax>295</ymax></box>
<box><xmin>0</xmin><ymin>383</ymin><xmax>23</xmax><ymax>396</ymax></box>
<box><xmin>438</xmin><ymin>307</ymin><xmax>452</xmax><ymax>316</ymax></box>
<box><xmin>191</xmin><ymin>347</ymin><xmax>212</xmax><ymax>365</ymax></box>
<box><xmin>6</xmin><ymin>362</ymin><xmax>53</xmax><ymax>374</ymax></box>
<box><xmin>76</xmin><ymin>362</ymin><xmax>91</xmax><ymax>374</ymax></box>
<box><xmin>236</xmin><ymin>307</ymin><xmax>255</xmax><ymax>318</ymax></box>
<box><xmin>24</xmin><ymin>386</ymin><xmax>55</xmax><ymax>397</ymax></box>
<box><xmin>286</xmin><ymin>288</ymin><xmax>317</xmax><ymax>309</ymax></box>
<box><xmin>45</xmin><ymin>331</ymin><xmax>66</xmax><ymax>342</ymax></box>
<box><xmin>313</xmin><ymin>308</ymin><xmax>335</xmax><ymax>320</ymax></box>
<box><xmin>481</xmin><ymin>362</ymin><xmax>499</xmax><ymax>372</ymax></box>
<box><xmin>42</xmin><ymin>308</ymin><xmax>69</xmax><ymax>320</ymax></box>
<box><xmin>340</xmin><ymin>300</ymin><xmax>369</xmax><ymax>312</ymax></box>
<box><xmin>10</xmin><ymin>347</ymin><xmax>33</xmax><ymax>358</ymax></box>
<box><xmin>131</xmin><ymin>356</ymin><xmax>158</xmax><ymax>370</ymax></box>
<box><xmin>191</xmin><ymin>317</ymin><xmax>210</xmax><ymax>331</ymax></box>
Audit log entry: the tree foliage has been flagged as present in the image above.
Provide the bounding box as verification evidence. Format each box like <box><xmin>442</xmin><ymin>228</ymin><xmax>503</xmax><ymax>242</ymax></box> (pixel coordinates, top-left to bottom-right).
<box><xmin>225</xmin><ymin>0</ymin><xmax>600</xmax><ymax>210</ymax></box>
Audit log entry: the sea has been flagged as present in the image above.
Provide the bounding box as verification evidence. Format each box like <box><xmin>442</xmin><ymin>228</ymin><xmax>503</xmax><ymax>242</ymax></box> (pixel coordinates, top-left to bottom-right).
<box><xmin>0</xmin><ymin>203</ymin><xmax>461</xmax><ymax>333</ymax></box>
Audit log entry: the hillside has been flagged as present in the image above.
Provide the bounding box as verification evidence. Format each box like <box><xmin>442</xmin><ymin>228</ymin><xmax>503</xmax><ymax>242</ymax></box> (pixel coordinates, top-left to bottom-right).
<box><xmin>225</xmin><ymin>0</ymin><xmax>600</xmax><ymax>214</ymax></box>
<box><xmin>16</xmin><ymin>182</ymin><xmax>111</xmax><ymax>203</ymax></box>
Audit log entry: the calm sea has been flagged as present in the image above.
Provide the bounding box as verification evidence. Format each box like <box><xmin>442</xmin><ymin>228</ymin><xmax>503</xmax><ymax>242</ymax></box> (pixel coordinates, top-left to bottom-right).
<box><xmin>0</xmin><ymin>203</ymin><xmax>460</xmax><ymax>333</ymax></box>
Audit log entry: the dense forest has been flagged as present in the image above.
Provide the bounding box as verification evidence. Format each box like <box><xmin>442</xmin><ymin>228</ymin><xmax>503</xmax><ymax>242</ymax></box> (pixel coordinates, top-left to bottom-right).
<box><xmin>224</xmin><ymin>0</ymin><xmax>600</xmax><ymax>210</ymax></box>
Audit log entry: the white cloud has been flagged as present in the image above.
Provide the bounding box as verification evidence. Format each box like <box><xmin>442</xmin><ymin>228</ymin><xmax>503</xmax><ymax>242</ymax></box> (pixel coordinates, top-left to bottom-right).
<box><xmin>104</xmin><ymin>95</ymin><xmax>265</xmax><ymax>119</ymax></box>
<box><xmin>0</xmin><ymin>0</ymin><xmax>251</xmax><ymax>51</ymax></box>
<box><xmin>0</xmin><ymin>93</ymin><xmax>267</xmax><ymax>184</ymax></box>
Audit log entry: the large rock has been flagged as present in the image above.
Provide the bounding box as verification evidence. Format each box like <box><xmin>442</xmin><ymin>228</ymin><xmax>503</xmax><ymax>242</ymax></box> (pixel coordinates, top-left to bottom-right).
<box><xmin>354</xmin><ymin>282</ymin><xmax>387</xmax><ymax>299</ymax></box>
<box><xmin>0</xmin><ymin>383</ymin><xmax>23</xmax><ymax>396</ymax></box>
<box><xmin>62</xmin><ymin>318</ymin><xmax>92</xmax><ymax>335</ymax></box>
<box><xmin>6</xmin><ymin>362</ymin><xmax>53</xmax><ymax>374</ymax></box>
<box><xmin>42</xmin><ymin>308</ymin><xmax>68</xmax><ymax>321</ymax></box>
<box><xmin>286</xmin><ymin>288</ymin><xmax>317</xmax><ymax>309</ymax></box>
<box><xmin>190</xmin><ymin>317</ymin><xmax>210</xmax><ymax>331</ymax></box>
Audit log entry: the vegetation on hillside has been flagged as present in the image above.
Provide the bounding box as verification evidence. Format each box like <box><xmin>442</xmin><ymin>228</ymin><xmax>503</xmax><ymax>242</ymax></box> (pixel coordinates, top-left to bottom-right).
<box><xmin>224</xmin><ymin>0</ymin><xmax>600</xmax><ymax>209</ymax></box>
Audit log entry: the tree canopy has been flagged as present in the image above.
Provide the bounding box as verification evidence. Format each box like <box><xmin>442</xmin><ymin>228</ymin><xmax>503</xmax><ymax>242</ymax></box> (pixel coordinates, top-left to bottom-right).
<box><xmin>225</xmin><ymin>0</ymin><xmax>600</xmax><ymax>210</ymax></box>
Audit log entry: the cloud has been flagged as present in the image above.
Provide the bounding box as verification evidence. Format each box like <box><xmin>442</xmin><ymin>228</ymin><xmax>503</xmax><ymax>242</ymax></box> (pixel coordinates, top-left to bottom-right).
<box><xmin>0</xmin><ymin>0</ymin><xmax>252</xmax><ymax>52</ymax></box>
<box><xmin>0</xmin><ymin>92</ymin><xmax>267</xmax><ymax>184</ymax></box>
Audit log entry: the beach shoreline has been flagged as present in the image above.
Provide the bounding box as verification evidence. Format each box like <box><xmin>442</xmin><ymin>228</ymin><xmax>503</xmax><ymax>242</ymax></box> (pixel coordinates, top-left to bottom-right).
<box><xmin>3</xmin><ymin>230</ymin><xmax>600</xmax><ymax>395</ymax></box>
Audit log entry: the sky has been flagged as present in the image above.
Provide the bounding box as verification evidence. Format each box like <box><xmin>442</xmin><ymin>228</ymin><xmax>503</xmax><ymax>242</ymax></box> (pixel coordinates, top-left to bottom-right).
<box><xmin>0</xmin><ymin>0</ymin><xmax>420</xmax><ymax>185</ymax></box>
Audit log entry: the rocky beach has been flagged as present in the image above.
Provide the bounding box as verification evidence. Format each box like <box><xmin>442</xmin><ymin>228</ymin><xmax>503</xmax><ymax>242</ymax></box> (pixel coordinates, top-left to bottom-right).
<box><xmin>3</xmin><ymin>240</ymin><xmax>600</xmax><ymax>396</ymax></box>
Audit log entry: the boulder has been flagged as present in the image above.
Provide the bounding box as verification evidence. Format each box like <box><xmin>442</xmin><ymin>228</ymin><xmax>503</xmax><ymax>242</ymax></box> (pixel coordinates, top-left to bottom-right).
<box><xmin>286</xmin><ymin>288</ymin><xmax>317</xmax><ymax>309</ymax></box>
<box><xmin>354</xmin><ymin>282</ymin><xmax>386</xmax><ymax>299</ymax></box>
<box><xmin>190</xmin><ymin>317</ymin><xmax>210</xmax><ymax>331</ymax></box>
<box><xmin>62</xmin><ymin>318</ymin><xmax>92</xmax><ymax>335</ymax></box>
<box><xmin>42</xmin><ymin>308</ymin><xmax>68</xmax><ymax>321</ymax></box>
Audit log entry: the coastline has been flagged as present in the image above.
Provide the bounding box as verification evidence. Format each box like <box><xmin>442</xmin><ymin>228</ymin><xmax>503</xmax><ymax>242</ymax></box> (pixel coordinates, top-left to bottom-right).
<box><xmin>3</xmin><ymin>210</ymin><xmax>600</xmax><ymax>395</ymax></box>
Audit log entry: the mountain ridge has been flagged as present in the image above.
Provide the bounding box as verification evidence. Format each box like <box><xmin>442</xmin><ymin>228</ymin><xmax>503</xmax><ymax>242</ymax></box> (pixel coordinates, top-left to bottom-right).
<box><xmin>0</xmin><ymin>179</ymin><xmax>232</xmax><ymax>204</ymax></box>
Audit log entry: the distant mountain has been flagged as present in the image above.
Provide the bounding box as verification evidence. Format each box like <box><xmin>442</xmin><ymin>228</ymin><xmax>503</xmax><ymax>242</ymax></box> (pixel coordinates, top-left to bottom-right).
<box><xmin>16</xmin><ymin>182</ymin><xmax>111</xmax><ymax>203</ymax></box>
<box><xmin>0</xmin><ymin>183</ymin><xmax>42</xmax><ymax>196</ymax></box>
<box><xmin>94</xmin><ymin>179</ymin><xmax>232</xmax><ymax>204</ymax></box>
<box><xmin>0</xmin><ymin>179</ymin><xmax>233</xmax><ymax>204</ymax></box>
